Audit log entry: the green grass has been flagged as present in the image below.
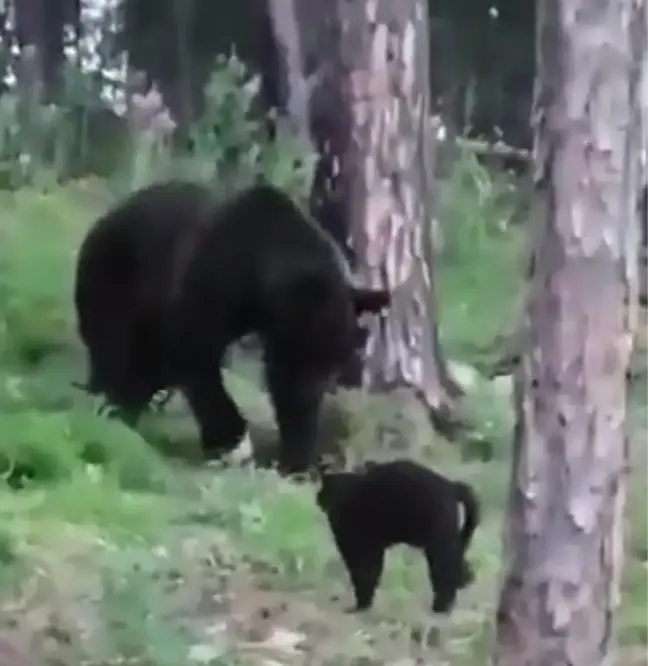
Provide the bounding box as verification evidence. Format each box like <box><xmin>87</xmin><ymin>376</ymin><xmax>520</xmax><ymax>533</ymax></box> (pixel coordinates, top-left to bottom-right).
<box><xmin>0</xmin><ymin>175</ymin><xmax>645</xmax><ymax>666</ymax></box>
<box><xmin>436</xmin><ymin>153</ymin><xmax>525</xmax><ymax>362</ymax></box>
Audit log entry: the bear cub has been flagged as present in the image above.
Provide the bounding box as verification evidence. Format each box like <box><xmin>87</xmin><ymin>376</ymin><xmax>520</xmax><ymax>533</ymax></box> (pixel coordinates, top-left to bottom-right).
<box><xmin>316</xmin><ymin>459</ymin><xmax>480</xmax><ymax>615</ymax></box>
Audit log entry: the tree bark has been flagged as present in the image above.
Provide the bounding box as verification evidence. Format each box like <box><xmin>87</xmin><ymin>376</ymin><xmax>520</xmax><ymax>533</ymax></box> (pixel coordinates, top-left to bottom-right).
<box><xmin>267</xmin><ymin>0</ymin><xmax>464</xmax><ymax>438</ymax></box>
<box><xmin>336</xmin><ymin>0</ymin><xmax>465</xmax><ymax>426</ymax></box>
<box><xmin>13</xmin><ymin>0</ymin><xmax>66</xmax><ymax>101</ymax></box>
<box><xmin>494</xmin><ymin>0</ymin><xmax>644</xmax><ymax>664</ymax></box>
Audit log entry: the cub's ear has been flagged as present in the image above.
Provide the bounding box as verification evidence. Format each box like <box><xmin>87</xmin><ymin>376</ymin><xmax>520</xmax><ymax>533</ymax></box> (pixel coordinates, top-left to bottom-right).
<box><xmin>316</xmin><ymin>471</ymin><xmax>358</xmax><ymax>510</ymax></box>
<box><xmin>352</xmin><ymin>287</ymin><xmax>390</xmax><ymax>315</ymax></box>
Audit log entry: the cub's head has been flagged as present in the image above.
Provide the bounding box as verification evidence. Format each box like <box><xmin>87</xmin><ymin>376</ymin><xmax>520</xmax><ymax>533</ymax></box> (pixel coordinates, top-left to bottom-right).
<box><xmin>316</xmin><ymin>471</ymin><xmax>363</xmax><ymax>515</ymax></box>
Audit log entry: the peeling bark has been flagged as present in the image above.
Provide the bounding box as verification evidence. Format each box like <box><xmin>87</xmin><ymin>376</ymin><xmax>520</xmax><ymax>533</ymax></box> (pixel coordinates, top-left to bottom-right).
<box><xmin>338</xmin><ymin>0</ymin><xmax>463</xmax><ymax>421</ymax></box>
<box><xmin>493</xmin><ymin>0</ymin><xmax>644</xmax><ymax>664</ymax></box>
<box><xmin>265</xmin><ymin>0</ymin><xmax>312</xmax><ymax>147</ymax></box>
<box><xmin>330</xmin><ymin>0</ymin><xmax>464</xmax><ymax>433</ymax></box>
<box><xmin>265</xmin><ymin>0</ymin><xmax>463</xmax><ymax>437</ymax></box>
<box><xmin>634</xmin><ymin>0</ymin><xmax>647</xmax><ymax>184</ymax></box>
<box><xmin>265</xmin><ymin>0</ymin><xmax>353</xmax><ymax>254</ymax></box>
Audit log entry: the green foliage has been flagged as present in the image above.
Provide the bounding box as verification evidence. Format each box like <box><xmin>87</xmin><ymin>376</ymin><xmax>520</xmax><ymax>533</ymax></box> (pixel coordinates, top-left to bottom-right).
<box><xmin>0</xmin><ymin>65</ymin><xmax>129</xmax><ymax>187</ymax></box>
<box><xmin>436</xmin><ymin>152</ymin><xmax>525</xmax><ymax>361</ymax></box>
<box><xmin>0</xmin><ymin>148</ymin><xmax>516</xmax><ymax>664</ymax></box>
<box><xmin>178</xmin><ymin>55</ymin><xmax>316</xmax><ymax>195</ymax></box>
<box><xmin>0</xmin><ymin>408</ymin><xmax>176</xmax><ymax>493</ymax></box>
<box><xmin>0</xmin><ymin>54</ymin><xmax>316</xmax><ymax>208</ymax></box>
<box><xmin>0</xmin><ymin>187</ymin><xmax>95</xmax><ymax>368</ymax></box>
<box><xmin>1</xmin><ymin>195</ymin><xmax>75</xmax><ymax>366</ymax></box>
<box><xmin>438</xmin><ymin>150</ymin><xmax>521</xmax><ymax>264</ymax></box>
<box><xmin>146</xmin><ymin>53</ymin><xmax>318</xmax><ymax>214</ymax></box>
<box><xmin>0</xmin><ymin>90</ymin><xmax>644</xmax><ymax>665</ymax></box>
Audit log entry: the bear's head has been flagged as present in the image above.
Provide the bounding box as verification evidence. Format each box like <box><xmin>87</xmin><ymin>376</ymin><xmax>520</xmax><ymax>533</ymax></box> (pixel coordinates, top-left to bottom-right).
<box><xmin>350</xmin><ymin>286</ymin><xmax>391</xmax><ymax>318</ymax></box>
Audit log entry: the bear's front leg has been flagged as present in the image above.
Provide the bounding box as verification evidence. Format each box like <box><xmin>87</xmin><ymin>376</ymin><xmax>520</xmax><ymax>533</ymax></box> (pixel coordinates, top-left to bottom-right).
<box><xmin>263</xmin><ymin>352</ymin><xmax>327</xmax><ymax>476</ymax></box>
<box><xmin>182</xmin><ymin>370</ymin><xmax>253</xmax><ymax>465</ymax></box>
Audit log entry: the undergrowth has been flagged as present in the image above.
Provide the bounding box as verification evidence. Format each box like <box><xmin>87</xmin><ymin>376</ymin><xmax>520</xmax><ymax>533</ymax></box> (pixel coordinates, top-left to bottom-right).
<box><xmin>0</xmin><ymin>67</ymin><xmax>645</xmax><ymax>665</ymax></box>
<box><xmin>0</xmin><ymin>153</ymin><xmax>514</xmax><ymax>665</ymax></box>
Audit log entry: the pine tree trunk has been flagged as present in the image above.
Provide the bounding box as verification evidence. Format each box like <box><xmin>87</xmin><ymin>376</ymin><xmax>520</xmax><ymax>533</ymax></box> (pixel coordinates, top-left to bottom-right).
<box><xmin>267</xmin><ymin>0</ymin><xmax>464</xmax><ymax>438</ymax></box>
<box><xmin>13</xmin><ymin>0</ymin><xmax>66</xmax><ymax>100</ymax></box>
<box><xmin>494</xmin><ymin>0</ymin><xmax>644</xmax><ymax>664</ymax></box>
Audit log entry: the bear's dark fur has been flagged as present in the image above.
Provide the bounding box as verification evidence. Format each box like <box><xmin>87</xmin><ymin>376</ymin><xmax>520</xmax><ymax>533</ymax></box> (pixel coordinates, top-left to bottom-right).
<box><xmin>316</xmin><ymin>459</ymin><xmax>480</xmax><ymax>615</ymax></box>
<box><xmin>74</xmin><ymin>180</ymin><xmax>390</xmax><ymax>474</ymax></box>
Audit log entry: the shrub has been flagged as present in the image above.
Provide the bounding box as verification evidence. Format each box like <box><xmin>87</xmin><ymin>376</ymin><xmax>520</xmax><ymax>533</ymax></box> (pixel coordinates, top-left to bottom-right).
<box><xmin>0</xmin><ymin>53</ymin><xmax>317</xmax><ymax>204</ymax></box>
<box><xmin>0</xmin><ymin>408</ymin><xmax>175</xmax><ymax>493</ymax></box>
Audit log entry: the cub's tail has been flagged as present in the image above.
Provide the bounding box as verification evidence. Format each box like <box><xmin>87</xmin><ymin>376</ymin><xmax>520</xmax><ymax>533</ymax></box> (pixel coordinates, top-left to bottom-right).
<box><xmin>454</xmin><ymin>481</ymin><xmax>481</xmax><ymax>550</ymax></box>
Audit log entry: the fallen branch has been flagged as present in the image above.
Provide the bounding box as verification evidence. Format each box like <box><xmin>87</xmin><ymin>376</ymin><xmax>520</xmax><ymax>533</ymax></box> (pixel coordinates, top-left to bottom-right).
<box><xmin>455</xmin><ymin>136</ymin><xmax>531</xmax><ymax>161</ymax></box>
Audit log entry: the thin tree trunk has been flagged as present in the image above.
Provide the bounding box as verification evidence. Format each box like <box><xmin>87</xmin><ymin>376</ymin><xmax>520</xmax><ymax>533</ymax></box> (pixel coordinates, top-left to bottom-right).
<box><xmin>267</xmin><ymin>0</ymin><xmax>465</xmax><ymax>439</ymax></box>
<box><xmin>494</xmin><ymin>0</ymin><xmax>644</xmax><ymax>663</ymax></box>
<box><xmin>13</xmin><ymin>0</ymin><xmax>65</xmax><ymax>101</ymax></box>
<box><xmin>338</xmin><ymin>0</ymin><xmax>464</xmax><ymax>428</ymax></box>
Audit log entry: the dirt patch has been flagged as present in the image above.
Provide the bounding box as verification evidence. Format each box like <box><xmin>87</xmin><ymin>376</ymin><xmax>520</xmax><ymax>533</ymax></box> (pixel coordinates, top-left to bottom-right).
<box><xmin>0</xmin><ymin>528</ymin><xmax>466</xmax><ymax>666</ymax></box>
<box><xmin>188</xmin><ymin>571</ymin><xmax>455</xmax><ymax>666</ymax></box>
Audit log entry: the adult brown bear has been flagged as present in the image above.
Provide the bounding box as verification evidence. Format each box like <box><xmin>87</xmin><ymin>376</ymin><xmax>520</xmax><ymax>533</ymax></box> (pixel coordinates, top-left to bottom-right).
<box><xmin>73</xmin><ymin>181</ymin><xmax>390</xmax><ymax>474</ymax></box>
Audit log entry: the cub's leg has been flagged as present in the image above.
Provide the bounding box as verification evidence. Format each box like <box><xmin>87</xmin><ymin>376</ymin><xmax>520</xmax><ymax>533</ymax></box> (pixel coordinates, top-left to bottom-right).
<box><xmin>424</xmin><ymin>535</ymin><xmax>465</xmax><ymax>615</ymax></box>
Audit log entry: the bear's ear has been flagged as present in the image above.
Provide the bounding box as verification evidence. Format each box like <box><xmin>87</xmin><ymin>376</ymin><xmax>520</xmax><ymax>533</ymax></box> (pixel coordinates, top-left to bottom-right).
<box><xmin>352</xmin><ymin>287</ymin><xmax>390</xmax><ymax>315</ymax></box>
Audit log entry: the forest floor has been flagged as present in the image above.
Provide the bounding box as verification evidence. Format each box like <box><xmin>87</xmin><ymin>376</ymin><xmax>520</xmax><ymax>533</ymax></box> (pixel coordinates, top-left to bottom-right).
<box><xmin>0</xmin><ymin>180</ymin><xmax>646</xmax><ymax>666</ymax></box>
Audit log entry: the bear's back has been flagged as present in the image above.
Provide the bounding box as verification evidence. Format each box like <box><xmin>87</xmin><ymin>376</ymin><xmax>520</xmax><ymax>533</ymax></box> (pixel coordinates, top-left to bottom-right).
<box><xmin>75</xmin><ymin>181</ymin><xmax>215</xmax><ymax>314</ymax></box>
<box><xmin>188</xmin><ymin>184</ymin><xmax>351</xmax><ymax>290</ymax></box>
<box><xmin>174</xmin><ymin>184</ymin><xmax>354</xmax><ymax>344</ymax></box>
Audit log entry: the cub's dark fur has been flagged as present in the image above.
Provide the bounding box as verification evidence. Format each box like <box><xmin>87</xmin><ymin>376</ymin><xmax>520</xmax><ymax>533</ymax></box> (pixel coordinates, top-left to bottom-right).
<box><xmin>316</xmin><ymin>459</ymin><xmax>480</xmax><ymax>614</ymax></box>
<box><xmin>73</xmin><ymin>180</ymin><xmax>389</xmax><ymax>474</ymax></box>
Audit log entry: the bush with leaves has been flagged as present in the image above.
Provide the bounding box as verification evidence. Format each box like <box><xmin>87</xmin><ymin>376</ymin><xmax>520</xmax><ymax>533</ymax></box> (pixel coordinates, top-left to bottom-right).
<box><xmin>169</xmin><ymin>53</ymin><xmax>317</xmax><ymax>201</ymax></box>
<box><xmin>0</xmin><ymin>51</ymin><xmax>316</xmax><ymax>202</ymax></box>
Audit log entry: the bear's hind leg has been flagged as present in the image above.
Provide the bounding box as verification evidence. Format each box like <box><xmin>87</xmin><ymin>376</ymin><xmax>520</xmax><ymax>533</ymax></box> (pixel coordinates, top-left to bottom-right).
<box><xmin>182</xmin><ymin>370</ymin><xmax>252</xmax><ymax>465</ymax></box>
